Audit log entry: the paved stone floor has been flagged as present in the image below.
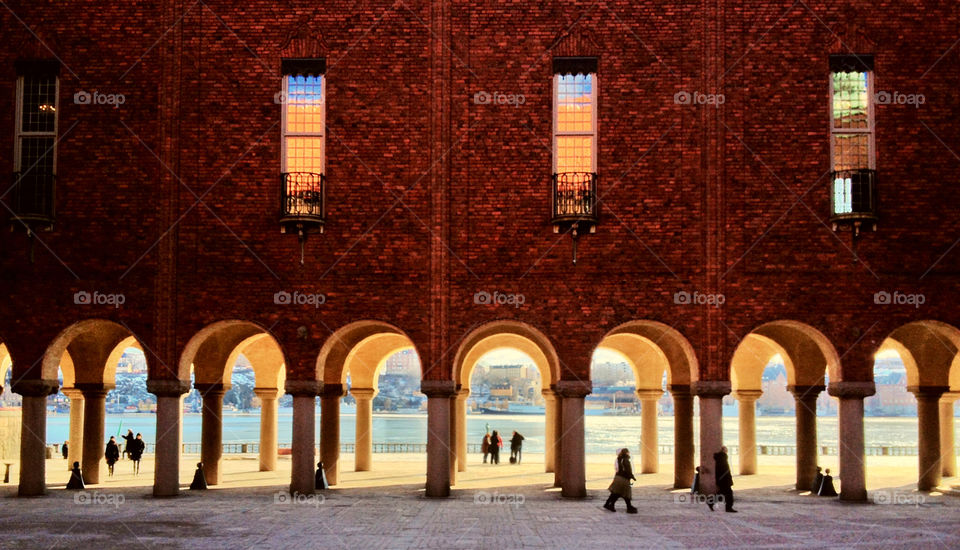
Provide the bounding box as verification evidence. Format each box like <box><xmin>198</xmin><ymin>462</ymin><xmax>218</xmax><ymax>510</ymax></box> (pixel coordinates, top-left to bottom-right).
<box><xmin>1</xmin><ymin>455</ymin><xmax>958</xmax><ymax>549</ymax></box>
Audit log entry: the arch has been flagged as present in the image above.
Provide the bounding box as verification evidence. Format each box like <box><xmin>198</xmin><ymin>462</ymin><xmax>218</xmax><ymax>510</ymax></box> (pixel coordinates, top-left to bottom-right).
<box><xmin>178</xmin><ymin>320</ymin><xmax>287</xmax><ymax>384</ymax></box>
<box><xmin>316</xmin><ymin>320</ymin><xmax>418</xmax><ymax>385</ymax></box>
<box><xmin>0</xmin><ymin>343</ymin><xmax>11</xmax><ymax>390</ymax></box>
<box><xmin>42</xmin><ymin>319</ymin><xmax>147</xmax><ymax>384</ymax></box>
<box><xmin>224</xmin><ymin>333</ymin><xmax>286</xmax><ymax>389</ymax></box>
<box><xmin>452</xmin><ymin>321</ymin><xmax>559</xmax><ymax>390</ymax></box>
<box><xmin>876</xmin><ymin>321</ymin><xmax>960</xmax><ymax>387</ymax></box>
<box><xmin>730</xmin><ymin>320</ymin><xmax>839</xmax><ymax>391</ymax></box>
<box><xmin>597</xmin><ymin>320</ymin><xmax>698</xmax><ymax>386</ymax></box>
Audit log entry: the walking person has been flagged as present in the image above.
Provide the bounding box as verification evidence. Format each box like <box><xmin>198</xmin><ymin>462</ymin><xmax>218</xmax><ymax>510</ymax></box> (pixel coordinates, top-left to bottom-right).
<box><xmin>129</xmin><ymin>433</ymin><xmax>146</xmax><ymax>475</ymax></box>
<box><xmin>709</xmin><ymin>446</ymin><xmax>737</xmax><ymax>512</ymax></box>
<box><xmin>489</xmin><ymin>430</ymin><xmax>501</xmax><ymax>464</ymax></box>
<box><xmin>105</xmin><ymin>436</ymin><xmax>120</xmax><ymax>477</ymax></box>
<box><xmin>61</xmin><ymin>440</ymin><xmax>69</xmax><ymax>460</ymax></box>
<box><xmin>510</xmin><ymin>431</ymin><xmax>525</xmax><ymax>464</ymax></box>
<box><xmin>603</xmin><ymin>448</ymin><xmax>637</xmax><ymax>513</ymax></box>
<box><xmin>122</xmin><ymin>429</ymin><xmax>135</xmax><ymax>460</ymax></box>
<box><xmin>481</xmin><ymin>432</ymin><xmax>491</xmax><ymax>464</ymax></box>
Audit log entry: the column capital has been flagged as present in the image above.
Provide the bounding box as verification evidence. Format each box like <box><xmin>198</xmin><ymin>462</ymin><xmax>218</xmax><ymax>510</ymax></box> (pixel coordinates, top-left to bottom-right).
<box><xmin>147</xmin><ymin>379</ymin><xmax>191</xmax><ymax>397</ymax></box>
<box><xmin>12</xmin><ymin>378</ymin><xmax>59</xmax><ymax>397</ymax></box>
<box><xmin>286</xmin><ymin>380</ymin><xmax>323</xmax><ymax>397</ymax></box>
<box><xmin>692</xmin><ymin>380</ymin><xmax>731</xmax><ymax>398</ymax></box>
<box><xmin>541</xmin><ymin>388</ymin><xmax>557</xmax><ymax>400</ymax></box>
<box><xmin>907</xmin><ymin>385</ymin><xmax>950</xmax><ymax>400</ymax></box>
<box><xmin>556</xmin><ymin>380</ymin><xmax>591</xmax><ymax>398</ymax></box>
<box><xmin>941</xmin><ymin>391</ymin><xmax>960</xmax><ymax>403</ymax></box>
<box><xmin>253</xmin><ymin>387</ymin><xmax>282</xmax><ymax>399</ymax></box>
<box><xmin>60</xmin><ymin>387</ymin><xmax>84</xmax><ymax>399</ymax></box>
<box><xmin>636</xmin><ymin>388</ymin><xmax>664</xmax><ymax>400</ymax></box>
<box><xmin>827</xmin><ymin>381</ymin><xmax>876</xmax><ymax>399</ymax></box>
<box><xmin>193</xmin><ymin>382</ymin><xmax>230</xmax><ymax>395</ymax></box>
<box><xmin>75</xmin><ymin>382</ymin><xmax>116</xmax><ymax>398</ymax></box>
<box><xmin>454</xmin><ymin>388</ymin><xmax>470</xmax><ymax>399</ymax></box>
<box><xmin>349</xmin><ymin>387</ymin><xmax>378</xmax><ymax>399</ymax></box>
<box><xmin>420</xmin><ymin>380</ymin><xmax>456</xmax><ymax>398</ymax></box>
<box><xmin>668</xmin><ymin>384</ymin><xmax>692</xmax><ymax>397</ymax></box>
<box><xmin>788</xmin><ymin>385</ymin><xmax>825</xmax><ymax>400</ymax></box>
<box><xmin>732</xmin><ymin>389</ymin><xmax>763</xmax><ymax>402</ymax></box>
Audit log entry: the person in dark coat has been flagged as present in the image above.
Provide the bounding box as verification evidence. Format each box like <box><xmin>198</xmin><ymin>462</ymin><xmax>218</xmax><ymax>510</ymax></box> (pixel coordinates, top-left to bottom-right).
<box><xmin>315</xmin><ymin>461</ymin><xmax>327</xmax><ymax>490</ymax></box>
<box><xmin>66</xmin><ymin>461</ymin><xmax>85</xmax><ymax>490</ymax></box>
<box><xmin>105</xmin><ymin>436</ymin><xmax>121</xmax><ymax>477</ymax></box>
<box><xmin>61</xmin><ymin>441</ymin><xmax>69</xmax><ymax>460</ymax></box>
<box><xmin>190</xmin><ymin>462</ymin><xmax>207</xmax><ymax>490</ymax></box>
<box><xmin>122</xmin><ymin>429</ymin><xmax>135</xmax><ymax>460</ymax></box>
<box><xmin>510</xmin><ymin>431</ymin><xmax>525</xmax><ymax>464</ymax></box>
<box><xmin>603</xmin><ymin>448</ymin><xmax>637</xmax><ymax>513</ymax></box>
<box><xmin>489</xmin><ymin>430</ymin><xmax>501</xmax><ymax>464</ymax></box>
<box><xmin>129</xmin><ymin>433</ymin><xmax>146</xmax><ymax>475</ymax></box>
<box><xmin>711</xmin><ymin>446</ymin><xmax>737</xmax><ymax>512</ymax></box>
<box><xmin>481</xmin><ymin>433</ymin><xmax>491</xmax><ymax>463</ymax></box>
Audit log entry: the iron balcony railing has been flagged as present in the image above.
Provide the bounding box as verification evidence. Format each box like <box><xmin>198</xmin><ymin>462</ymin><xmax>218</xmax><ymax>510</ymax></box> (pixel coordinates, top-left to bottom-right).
<box><xmin>9</xmin><ymin>171</ymin><xmax>55</xmax><ymax>227</ymax></box>
<box><xmin>280</xmin><ymin>172</ymin><xmax>325</xmax><ymax>225</ymax></box>
<box><xmin>830</xmin><ymin>168</ymin><xmax>876</xmax><ymax>223</ymax></box>
<box><xmin>551</xmin><ymin>172</ymin><xmax>598</xmax><ymax>225</ymax></box>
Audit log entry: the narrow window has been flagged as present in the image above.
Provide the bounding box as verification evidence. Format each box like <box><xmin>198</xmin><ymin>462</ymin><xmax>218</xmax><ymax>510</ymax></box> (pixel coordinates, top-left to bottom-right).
<box><xmin>552</xmin><ymin>57</ymin><xmax>598</xmax><ymax>224</ymax></box>
<box><xmin>829</xmin><ymin>55</ymin><xmax>875</xmax><ymax>219</ymax></box>
<box><xmin>280</xmin><ymin>58</ymin><xmax>325</xmax><ymax>222</ymax></box>
<box><xmin>13</xmin><ymin>60</ymin><xmax>59</xmax><ymax>225</ymax></box>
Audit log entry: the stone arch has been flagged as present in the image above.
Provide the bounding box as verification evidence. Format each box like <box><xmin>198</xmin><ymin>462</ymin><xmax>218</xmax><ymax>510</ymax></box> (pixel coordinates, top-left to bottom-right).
<box><xmin>42</xmin><ymin>319</ymin><xmax>145</xmax><ymax>384</ymax></box>
<box><xmin>178</xmin><ymin>320</ymin><xmax>287</xmax><ymax>384</ymax></box>
<box><xmin>452</xmin><ymin>320</ymin><xmax>560</xmax><ymax>390</ymax></box>
<box><xmin>876</xmin><ymin>321</ymin><xmax>960</xmax><ymax>388</ymax></box>
<box><xmin>597</xmin><ymin>320</ymin><xmax>699</xmax><ymax>388</ymax></box>
<box><xmin>0</xmin><ymin>342</ymin><xmax>11</xmax><ymax>392</ymax></box>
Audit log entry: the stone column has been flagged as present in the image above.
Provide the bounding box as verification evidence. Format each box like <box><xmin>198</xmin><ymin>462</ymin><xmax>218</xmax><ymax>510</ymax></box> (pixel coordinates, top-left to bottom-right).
<box><xmin>320</xmin><ymin>384</ymin><xmax>344</xmax><ymax>486</ymax></box>
<box><xmin>910</xmin><ymin>385</ymin><xmax>948</xmax><ymax>491</ymax></box>
<box><xmin>449</xmin><ymin>391</ymin><xmax>457</xmax><ymax>485</ymax></box>
<box><xmin>670</xmin><ymin>385</ymin><xmax>695</xmax><ymax>489</ymax></box>
<box><xmin>828</xmin><ymin>381</ymin><xmax>875</xmax><ymax>501</ymax></box>
<box><xmin>288</xmin><ymin>380</ymin><xmax>321</xmax><ymax>495</ymax></box>
<box><xmin>694</xmin><ymin>381</ymin><xmax>731</xmax><ymax>496</ymax></box>
<box><xmin>422</xmin><ymin>380</ymin><xmax>455</xmax><ymax>497</ymax></box>
<box><xmin>14</xmin><ymin>380</ymin><xmax>59</xmax><ymax>496</ymax></box>
<box><xmin>350</xmin><ymin>387</ymin><xmax>376</xmax><ymax>472</ymax></box>
<box><xmin>553</xmin><ymin>389</ymin><xmax>563</xmax><ymax>487</ymax></box>
<box><xmin>148</xmin><ymin>380</ymin><xmax>190</xmax><ymax>497</ymax></box>
<box><xmin>940</xmin><ymin>392</ymin><xmax>959</xmax><ymax>478</ymax></box>
<box><xmin>455</xmin><ymin>389</ymin><xmax>468</xmax><ymax>473</ymax></box>
<box><xmin>542</xmin><ymin>389</ymin><xmax>558</xmax><ymax>473</ymax></box>
<box><xmin>254</xmin><ymin>387</ymin><xmax>280</xmax><ymax>472</ymax></box>
<box><xmin>78</xmin><ymin>383</ymin><xmax>113</xmax><ymax>485</ymax></box>
<box><xmin>558</xmin><ymin>380</ymin><xmax>591</xmax><ymax>498</ymax></box>
<box><xmin>732</xmin><ymin>389</ymin><xmax>761</xmax><ymax>476</ymax></box>
<box><xmin>636</xmin><ymin>389</ymin><xmax>663</xmax><ymax>474</ymax></box>
<box><xmin>789</xmin><ymin>385</ymin><xmax>824</xmax><ymax>490</ymax></box>
<box><xmin>195</xmin><ymin>383</ymin><xmax>227</xmax><ymax>486</ymax></box>
<box><xmin>61</xmin><ymin>388</ymin><xmax>85</xmax><ymax>472</ymax></box>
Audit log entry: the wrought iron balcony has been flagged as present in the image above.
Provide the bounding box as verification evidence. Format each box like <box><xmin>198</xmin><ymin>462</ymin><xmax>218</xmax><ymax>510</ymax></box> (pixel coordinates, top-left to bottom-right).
<box><xmin>280</xmin><ymin>172</ymin><xmax>325</xmax><ymax>226</ymax></box>
<box><xmin>830</xmin><ymin>168</ymin><xmax>877</xmax><ymax>232</ymax></box>
<box><xmin>551</xmin><ymin>172</ymin><xmax>598</xmax><ymax>226</ymax></box>
<box><xmin>8</xmin><ymin>171</ymin><xmax>55</xmax><ymax>229</ymax></box>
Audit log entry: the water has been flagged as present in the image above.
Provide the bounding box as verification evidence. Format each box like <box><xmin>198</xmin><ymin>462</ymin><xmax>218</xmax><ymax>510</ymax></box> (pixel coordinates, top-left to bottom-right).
<box><xmin>43</xmin><ymin>412</ymin><xmax>934</xmax><ymax>453</ymax></box>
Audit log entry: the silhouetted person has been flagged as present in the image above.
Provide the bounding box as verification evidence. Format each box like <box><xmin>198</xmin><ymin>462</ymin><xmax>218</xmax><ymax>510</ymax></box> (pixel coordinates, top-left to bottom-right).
<box><xmin>481</xmin><ymin>433</ymin><xmax>491</xmax><ymax>464</ymax></box>
<box><xmin>105</xmin><ymin>436</ymin><xmax>120</xmax><ymax>477</ymax></box>
<box><xmin>817</xmin><ymin>468</ymin><xmax>838</xmax><ymax>497</ymax></box>
<box><xmin>190</xmin><ymin>462</ymin><xmax>207</xmax><ymax>490</ymax></box>
<box><xmin>61</xmin><ymin>441</ymin><xmax>68</xmax><ymax>460</ymax></box>
<box><xmin>489</xmin><ymin>430</ymin><xmax>501</xmax><ymax>464</ymax></box>
<box><xmin>510</xmin><ymin>431</ymin><xmax>525</xmax><ymax>464</ymax></box>
<box><xmin>691</xmin><ymin>465</ymin><xmax>701</xmax><ymax>495</ymax></box>
<box><xmin>811</xmin><ymin>466</ymin><xmax>824</xmax><ymax>494</ymax></box>
<box><xmin>129</xmin><ymin>433</ymin><xmax>145</xmax><ymax>475</ymax></box>
<box><xmin>66</xmin><ymin>461</ymin><xmax>85</xmax><ymax>490</ymax></box>
<box><xmin>603</xmin><ymin>448</ymin><xmax>637</xmax><ymax>513</ymax></box>
<box><xmin>315</xmin><ymin>461</ymin><xmax>327</xmax><ymax>490</ymax></box>
<box><xmin>122</xmin><ymin>429</ymin><xmax>135</xmax><ymax>460</ymax></box>
<box><xmin>711</xmin><ymin>446</ymin><xmax>736</xmax><ymax>512</ymax></box>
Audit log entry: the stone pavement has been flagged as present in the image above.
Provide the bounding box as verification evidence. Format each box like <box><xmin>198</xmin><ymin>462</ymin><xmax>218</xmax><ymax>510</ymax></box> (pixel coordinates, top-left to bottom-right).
<box><xmin>1</xmin><ymin>455</ymin><xmax>958</xmax><ymax>549</ymax></box>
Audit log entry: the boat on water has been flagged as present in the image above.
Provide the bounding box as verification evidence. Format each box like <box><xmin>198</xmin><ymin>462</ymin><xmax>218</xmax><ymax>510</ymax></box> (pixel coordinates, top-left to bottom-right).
<box><xmin>479</xmin><ymin>404</ymin><xmax>545</xmax><ymax>415</ymax></box>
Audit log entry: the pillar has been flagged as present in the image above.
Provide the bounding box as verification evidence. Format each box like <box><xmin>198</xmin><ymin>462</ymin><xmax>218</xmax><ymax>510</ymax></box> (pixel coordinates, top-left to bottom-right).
<box><xmin>636</xmin><ymin>389</ymin><xmax>662</xmax><ymax>474</ymax></box>
<box><xmin>732</xmin><ymin>389</ymin><xmax>761</xmax><ymax>476</ymax></box>
<box><xmin>553</xmin><ymin>388</ymin><xmax>563</xmax><ymax>487</ymax></box>
<box><xmin>454</xmin><ymin>389</ymin><xmax>468</xmax><ymax>474</ymax></box>
<box><xmin>910</xmin><ymin>385</ymin><xmax>948</xmax><ymax>491</ymax></box>
<box><xmin>670</xmin><ymin>385</ymin><xmax>695</xmax><ymax>489</ymax></box>
<box><xmin>558</xmin><ymin>380</ymin><xmax>590</xmax><ymax>498</ymax></box>
<box><xmin>148</xmin><ymin>380</ymin><xmax>189</xmax><ymax>497</ymax></box>
<box><xmin>351</xmin><ymin>387</ymin><xmax>376</xmax><ymax>472</ymax></box>
<box><xmin>195</xmin><ymin>383</ymin><xmax>227</xmax><ymax>486</ymax></box>
<box><xmin>694</xmin><ymin>381</ymin><xmax>730</xmax><ymax>496</ymax></box>
<box><xmin>288</xmin><ymin>380</ymin><xmax>320</xmax><ymax>495</ymax></box>
<box><xmin>828</xmin><ymin>381</ymin><xmax>874</xmax><ymax>501</ymax></box>
<box><xmin>422</xmin><ymin>380</ymin><xmax>455</xmax><ymax>497</ymax></box>
<box><xmin>790</xmin><ymin>385</ymin><xmax>824</xmax><ymax>490</ymax></box>
<box><xmin>542</xmin><ymin>389</ymin><xmax>557</xmax><ymax>473</ymax></box>
<box><xmin>320</xmin><ymin>384</ymin><xmax>344</xmax><ymax>486</ymax></box>
<box><xmin>14</xmin><ymin>380</ymin><xmax>58</xmax><ymax>496</ymax></box>
<box><xmin>254</xmin><ymin>387</ymin><xmax>280</xmax><ymax>472</ymax></box>
<box><xmin>449</xmin><ymin>391</ymin><xmax>457</xmax><ymax>485</ymax></box>
<box><xmin>62</xmin><ymin>388</ymin><xmax>85</xmax><ymax>472</ymax></box>
<box><xmin>78</xmin><ymin>383</ymin><xmax>112</xmax><ymax>485</ymax></box>
<box><xmin>940</xmin><ymin>392</ymin><xmax>959</xmax><ymax>478</ymax></box>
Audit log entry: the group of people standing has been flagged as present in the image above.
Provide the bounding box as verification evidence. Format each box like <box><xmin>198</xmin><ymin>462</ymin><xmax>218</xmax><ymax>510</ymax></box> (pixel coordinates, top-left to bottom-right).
<box><xmin>64</xmin><ymin>429</ymin><xmax>146</xmax><ymax>478</ymax></box>
<box><xmin>480</xmin><ymin>430</ymin><xmax>525</xmax><ymax>464</ymax></box>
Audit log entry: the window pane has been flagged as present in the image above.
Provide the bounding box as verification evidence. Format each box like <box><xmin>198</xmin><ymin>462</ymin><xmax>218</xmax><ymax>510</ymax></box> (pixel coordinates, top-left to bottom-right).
<box><xmin>21</xmin><ymin>75</ymin><xmax>57</xmax><ymax>133</ymax></box>
<box><xmin>18</xmin><ymin>136</ymin><xmax>55</xmax><ymax>174</ymax></box>
<box><xmin>285</xmin><ymin>136</ymin><xmax>324</xmax><ymax>173</ymax></box>
<box><xmin>556</xmin><ymin>136</ymin><xmax>593</xmax><ymax>173</ymax></box>
<box><xmin>833</xmin><ymin>175</ymin><xmax>853</xmax><ymax>214</ymax></box>
<box><xmin>832</xmin><ymin>71</ymin><xmax>869</xmax><ymax>130</ymax></box>
<box><xmin>285</xmin><ymin>75</ymin><xmax>324</xmax><ymax>134</ymax></box>
<box><xmin>557</xmin><ymin>74</ymin><xmax>593</xmax><ymax>133</ymax></box>
<box><xmin>832</xmin><ymin>133</ymin><xmax>869</xmax><ymax>171</ymax></box>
